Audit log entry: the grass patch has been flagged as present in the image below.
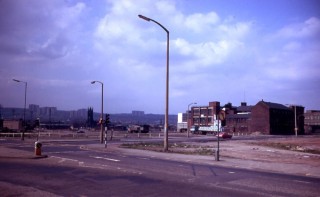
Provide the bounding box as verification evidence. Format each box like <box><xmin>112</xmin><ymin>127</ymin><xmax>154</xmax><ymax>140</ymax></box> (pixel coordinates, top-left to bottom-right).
<box><xmin>250</xmin><ymin>142</ymin><xmax>320</xmax><ymax>155</ymax></box>
<box><xmin>120</xmin><ymin>142</ymin><xmax>215</xmax><ymax>155</ymax></box>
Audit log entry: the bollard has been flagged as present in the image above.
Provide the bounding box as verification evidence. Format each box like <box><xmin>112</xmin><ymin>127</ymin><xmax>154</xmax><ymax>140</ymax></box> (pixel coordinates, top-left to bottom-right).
<box><xmin>35</xmin><ymin>141</ymin><xmax>42</xmax><ymax>156</ymax></box>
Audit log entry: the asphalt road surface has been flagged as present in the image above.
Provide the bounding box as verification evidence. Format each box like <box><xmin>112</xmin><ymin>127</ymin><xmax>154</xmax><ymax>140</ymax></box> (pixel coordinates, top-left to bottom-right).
<box><xmin>1</xmin><ymin>140</ymin><xmax>320</xmax><ymax>196</ymax></box>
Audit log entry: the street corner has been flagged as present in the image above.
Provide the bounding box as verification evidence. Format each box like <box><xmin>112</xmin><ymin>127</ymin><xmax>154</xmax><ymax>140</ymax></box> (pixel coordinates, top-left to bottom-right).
<box><xmin>0</xmin><ymin>146</ymin><xmax>48</xmax><ymax>160</ymax></box>
<box><xmin>31</xmin><ymin>154</ymin><xmax>49</xmax><ymax>159</ymax></box>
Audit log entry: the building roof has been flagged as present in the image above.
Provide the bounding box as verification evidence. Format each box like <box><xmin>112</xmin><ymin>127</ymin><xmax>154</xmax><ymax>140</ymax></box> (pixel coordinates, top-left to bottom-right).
<box><xmin>259</xmin><ymin>101</ymin><xmax>289</xmax><ymax>110</ymax></box>
<box><xmin>237</xmin><ymin>105</ymin><xmax>253</xmax><ymax>112</ymax></box>
<box><xmin>226</xmin><ymin>113</ymin><xmax>251</xmax><ymax>119</ymax></box>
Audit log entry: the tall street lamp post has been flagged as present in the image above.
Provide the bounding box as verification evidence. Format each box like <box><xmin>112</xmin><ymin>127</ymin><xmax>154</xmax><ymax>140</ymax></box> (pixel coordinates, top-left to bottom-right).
<box><xmin>91</xmin><ymin>81</ymin><xmax>104</xmax><ymax>144</ymax></box>
<box><xmin>187</xmin><ymin>102</ymin><xmax>197</xmax><ymax>138</ymax></box>
<box><xmin>13</xmin><ymin>79</ymin><xmax>27</xmax><ymax>141</ymax></box>
<box><xmin>138</xmin><ymin>14</ymin><xmax>170</xmax><ymax>151</ymax></box>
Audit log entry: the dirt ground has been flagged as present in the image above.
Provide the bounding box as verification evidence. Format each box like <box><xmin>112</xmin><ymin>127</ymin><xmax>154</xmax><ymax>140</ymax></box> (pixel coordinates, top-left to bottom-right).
<box><xmin>121</xmin><ymin>135</ymin><xmax>320</xmax><ymax>167</ymax></box>
<box><xmin>217</xmin><ymin>136</ymin><xmax>320</xmax><ymax>166</ymax></box>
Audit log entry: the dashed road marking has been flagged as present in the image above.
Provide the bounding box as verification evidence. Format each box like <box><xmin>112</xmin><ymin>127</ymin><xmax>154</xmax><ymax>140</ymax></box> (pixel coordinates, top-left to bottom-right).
<box><xmin>138</xmin><ymin>157</ymin><xmax>150</xmax><ymax>160</ymax></box>
<box><xmin>90</xmin><ymin>156</ymin><xmax>120</xmax><ymax>162</ymax></box>
<box><xmin>293</xmin><ymin>180</ymin><xmax>311</xmax><ymax>184</ymax></box>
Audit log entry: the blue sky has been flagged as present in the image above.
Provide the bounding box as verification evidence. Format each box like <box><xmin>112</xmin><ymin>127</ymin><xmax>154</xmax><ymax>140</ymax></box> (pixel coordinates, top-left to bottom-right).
<box><xmin>1</xmin><ymin>0</ymin><xmax>319</xmax><ymax>114</ymax></box>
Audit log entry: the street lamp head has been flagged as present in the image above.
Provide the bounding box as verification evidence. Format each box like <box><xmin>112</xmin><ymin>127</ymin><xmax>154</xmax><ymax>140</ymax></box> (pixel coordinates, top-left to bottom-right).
<box><xmin>91</xmin><ymin>81</ymin><xmax>96</xmax><ymax>84</ymax></box>
<box><xmin>13</xmin><ymin>79</ymin><xmax>20</xmax><ymax>82</ymax></box>
<box><xmin>138</xmin><ymin>14</ymin><xmax>151</xmax><ymax>21</ymax></box>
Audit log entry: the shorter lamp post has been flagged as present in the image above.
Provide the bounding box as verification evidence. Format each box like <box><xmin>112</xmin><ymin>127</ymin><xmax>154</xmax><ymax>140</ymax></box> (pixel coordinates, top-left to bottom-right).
<box><xmin>13</xmin><ymin>79</ymin><xmax>27</xmax><ymax>141</ymax></box>
<box><xmin>91</xmin><ymin>81</ymin><xmax>104</xmax><ymax>144</ymax></box>
<box><xmin>294</xmin><ymin>105</ymin><xmax>298</xmax><ymax>137</ymax></box>
<box><xmin>187</xmin><ymin>102</ymin><xmax>197</xmax><ymax>138</ymax></box>
<box><xmin>286</xmin><ymin>104</ymin><xmax>298</xmax><ymax>137</ymax></box>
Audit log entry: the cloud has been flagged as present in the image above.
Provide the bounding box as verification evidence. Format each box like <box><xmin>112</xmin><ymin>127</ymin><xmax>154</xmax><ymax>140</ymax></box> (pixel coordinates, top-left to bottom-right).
<box><xmin>95</xmin><ymin>0</ymin><xmax>252</xmax><ymax>73</ymax></box>
<box><xmin>262</xmin><ymin>17</ymin><xmax>320</xmax><ymax>81</ymax></box>
<box><xmin>0</xmin><ymin>0</ymin><xmax>87</xmax><ymax>60</ymax></box>
<box><xmin>184</xmin><ymin>12</ymin><xmax>220</xmax><ymax>33</ymax></box>
<box><xmin>276</xmin><ymin>17</ymin><xmax>320</xmax><ymax>39</ymax></box>
<box><xmin>54</xmin><ymin>2</ymin><xmax>86</xmax><ymax>29</ymax></box>
<box><xmin>172</xmin><ymin>38</ymin><xmax>244</xmax><ymax>71</ymax></box>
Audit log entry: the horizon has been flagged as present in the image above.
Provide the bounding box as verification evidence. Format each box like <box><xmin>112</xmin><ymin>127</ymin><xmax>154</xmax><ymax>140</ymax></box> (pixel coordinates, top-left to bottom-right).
<box><xmin>1</xmin><ymin>99</ymin><xmax>315</xmax><ymax>115</ymax></box>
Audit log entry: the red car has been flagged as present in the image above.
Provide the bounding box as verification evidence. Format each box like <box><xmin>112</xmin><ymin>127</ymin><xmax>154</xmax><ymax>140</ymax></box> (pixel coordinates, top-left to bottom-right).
<box><xmin>217</xmin><ymin>132</ymin><xmax>232</xmax><ymax>139</ymax></box>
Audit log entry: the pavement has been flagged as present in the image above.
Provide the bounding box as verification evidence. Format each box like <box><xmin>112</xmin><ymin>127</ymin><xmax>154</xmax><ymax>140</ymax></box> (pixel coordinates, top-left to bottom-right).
<box><xmin>0</xmin><ymin>146</ymin><xmax>48</xmax><ymax>159</ymax></box>
<box><xmin>1</xmin><ymin>137</ymin><xmax>320</xmax><ymax>179</ymax></box>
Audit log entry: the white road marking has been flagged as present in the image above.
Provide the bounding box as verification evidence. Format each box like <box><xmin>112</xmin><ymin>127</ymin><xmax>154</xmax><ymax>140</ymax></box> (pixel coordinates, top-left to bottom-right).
<box><xmin>293</xmin><ymin>180</ymin><xmax>311</xmax><ymax>184</ymax></box>
<box><xmin>228</xmin><ymin>171</ymin><xmax>236</xmax><ymax>174</ymax></box>
<box><xmin>50</xmin><ymin>156</ymin><xmax>79</xmax><ymax>163</ymax></box>
<box><xmin>138</xmin><ymin>157</ymin><xmax>150</xmax><ymax>160</ymax></box>
<box><xmin>90</xmin><ymin>156</ymin><xmax>120</xmax><ymax>162</ymax></box>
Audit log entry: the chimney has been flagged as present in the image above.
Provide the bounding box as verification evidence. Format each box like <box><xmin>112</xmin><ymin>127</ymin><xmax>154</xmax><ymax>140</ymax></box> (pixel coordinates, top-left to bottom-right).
<box><xmin>241</xmin><ymin>102</ymin><xmax>247</xmax><ymax>106</ymax></box>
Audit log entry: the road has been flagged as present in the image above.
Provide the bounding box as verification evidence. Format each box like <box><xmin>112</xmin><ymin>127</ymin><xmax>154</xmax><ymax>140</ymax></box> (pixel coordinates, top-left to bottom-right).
<box><xmin>1</xmin><ymin>139</ymin><xmax>320</xmax><ymax>196</ymax></box>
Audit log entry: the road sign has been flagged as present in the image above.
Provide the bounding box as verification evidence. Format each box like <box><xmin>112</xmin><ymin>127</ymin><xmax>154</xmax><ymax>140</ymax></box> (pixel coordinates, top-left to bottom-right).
<box><xmin>219</xmin><ymin>111</ymin><xmax>226</xmax><ymax>121</ymax></box>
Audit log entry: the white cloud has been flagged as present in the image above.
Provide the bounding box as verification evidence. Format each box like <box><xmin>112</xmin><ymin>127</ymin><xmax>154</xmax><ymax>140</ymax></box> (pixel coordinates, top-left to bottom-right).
<box><xmin>172</xmin><ymin>38</ymin><xmax>243</xmax><ymax>69</ymax></box>
<box><xmin>261</xmin><ymin>17</ymin><xmax>320</xmax><ymax>82</ymax></box>
<box><xmin>184</xmin><ymin>12</ymin><xmax>220</xmax><ymax>33</ymax></box>
<box><xmin>217</xmin><ymin>22</ymin><xmax>252</xmax><ymax>39</ymax></box>
<box><xmin>54</xmin><ymin>2</ymin><xmax>86</xmax><ymax>29</ymax></box>
<box><xmin>276</xmin><ymin>17</ymin><xmax>320</xmax><ymax>39</ymax></box>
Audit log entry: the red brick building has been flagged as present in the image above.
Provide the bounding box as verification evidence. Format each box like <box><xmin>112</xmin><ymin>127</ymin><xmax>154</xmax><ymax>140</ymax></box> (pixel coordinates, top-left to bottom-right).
<box><xmin>251</xmin><ymin>101</ymin><xmax>295</xmax><ymax>135</ymax></box>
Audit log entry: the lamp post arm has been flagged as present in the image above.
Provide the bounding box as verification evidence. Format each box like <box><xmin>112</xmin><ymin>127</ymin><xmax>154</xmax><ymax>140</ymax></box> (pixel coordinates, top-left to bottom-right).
<box><xmin>150</xmin><ymin>19</ymin><xmax>169</xmax><ymax>34</ymax></box>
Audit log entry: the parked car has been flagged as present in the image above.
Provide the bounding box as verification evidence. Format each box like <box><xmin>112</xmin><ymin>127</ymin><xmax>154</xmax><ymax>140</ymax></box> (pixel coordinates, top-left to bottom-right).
<box><xmin>77</xmin><ymin>130</ymin><xmax>85</xmax><ymax>133</ymax></box>
<box><xmin>217</xmin><ymin>132</ymin><xmax>232</xmax><ymax>139</ymax></box>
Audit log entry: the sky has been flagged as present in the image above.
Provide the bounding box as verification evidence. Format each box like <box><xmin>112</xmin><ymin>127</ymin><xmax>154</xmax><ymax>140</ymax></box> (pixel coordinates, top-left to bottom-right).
<box><xmin>0</xmin><ymin>0</ymin><xmax>319</xmax><ymax>114</ymax></box>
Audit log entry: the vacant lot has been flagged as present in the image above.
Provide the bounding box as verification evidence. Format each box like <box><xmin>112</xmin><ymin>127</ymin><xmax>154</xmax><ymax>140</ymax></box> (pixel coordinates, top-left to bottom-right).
<box><xmin>121</xmin><ymin>135</ymin><xmax>320</xmax><ymax>166</ymax></box>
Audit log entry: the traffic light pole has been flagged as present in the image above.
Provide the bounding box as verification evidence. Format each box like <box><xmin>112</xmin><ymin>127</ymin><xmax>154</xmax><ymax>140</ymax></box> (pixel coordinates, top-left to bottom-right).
<box><xmin>104</xmin><ymin>114</ymin><xmax>110</xmax><ymax>148</ymax></box>
<box><xmin>216</xmin><ymin>118</ymin><xmax>220</xmax><ymax>161</ymax></box>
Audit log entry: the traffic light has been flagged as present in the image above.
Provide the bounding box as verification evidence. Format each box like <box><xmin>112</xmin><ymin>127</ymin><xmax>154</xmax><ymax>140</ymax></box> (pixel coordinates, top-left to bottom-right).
<box><xmin>105</xmin><ymin>114</ymin><xmax>110</xmax><ymax>126</ymax></box>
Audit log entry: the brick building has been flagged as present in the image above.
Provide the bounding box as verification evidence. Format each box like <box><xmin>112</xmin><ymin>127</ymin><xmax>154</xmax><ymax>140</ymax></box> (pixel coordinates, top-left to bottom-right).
<box><xmin>250</xmin><ymin>101</ymin><xmax>291</xmax><ymax>134</ymax></box>
<box><xmin>304</xmin><ymin>110</ymin><xmax>320</xmax><ymax>133</ymax></box>
<box><xmin>224</xmin><ymin>102</ymin><xmax>252</xmax><ymax>134</ymax></box>
<box><xmin>189</xmin><ymin>102</ymin><xmax>221</xmax><ymax>133</ymax></box>
<box><xmin>249</xmin><ymin>101</ymin><xmax>304</xmax><ymax>135</ymax></box>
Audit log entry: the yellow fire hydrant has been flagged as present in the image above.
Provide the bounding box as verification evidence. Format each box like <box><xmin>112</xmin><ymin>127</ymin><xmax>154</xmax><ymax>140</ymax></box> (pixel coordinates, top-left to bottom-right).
<box><xmin>35</xmin><ymin>141</ymin><xmax>42</xmax><ymax>156</ymax></box>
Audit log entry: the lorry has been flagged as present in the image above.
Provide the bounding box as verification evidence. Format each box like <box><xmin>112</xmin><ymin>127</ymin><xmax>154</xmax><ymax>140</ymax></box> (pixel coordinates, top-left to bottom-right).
<box><xmin>177</xmin><ymin>122</ymin><xmax>187</xmax><ymax>133</ymax></box>
<box><xmin>127</xmin><ymin>124</ymin><xmax>150</xmax><ymax>133</ymax></box>
<box><xmin>190</xmin><ymin>121</ymin><xmax>222</xmax><ymax>135</ymax></box>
